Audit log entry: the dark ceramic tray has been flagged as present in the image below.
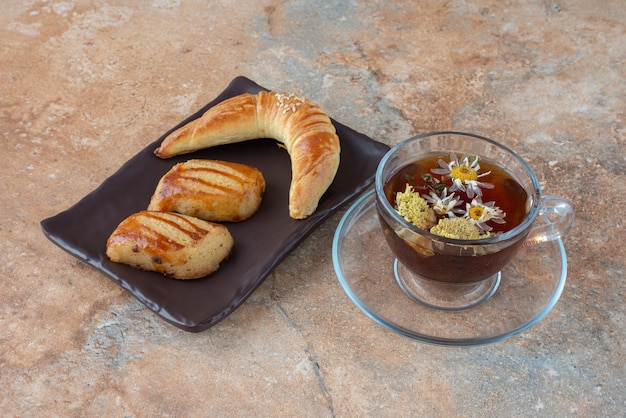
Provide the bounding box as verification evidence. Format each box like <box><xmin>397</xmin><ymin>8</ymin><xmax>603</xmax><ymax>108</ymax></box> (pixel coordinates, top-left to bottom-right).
<box><xmin>41</xmin><ymin>76</ymin><xmax>390</xmax><ymax>332</ymax></box>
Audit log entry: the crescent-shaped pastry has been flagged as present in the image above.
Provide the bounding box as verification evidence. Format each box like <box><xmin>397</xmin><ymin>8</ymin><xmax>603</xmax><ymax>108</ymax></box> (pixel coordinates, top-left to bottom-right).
<box><xmin>154</xmin><ymin>91</ymin><xmax>340</xmax><ymax>219</ymax></box>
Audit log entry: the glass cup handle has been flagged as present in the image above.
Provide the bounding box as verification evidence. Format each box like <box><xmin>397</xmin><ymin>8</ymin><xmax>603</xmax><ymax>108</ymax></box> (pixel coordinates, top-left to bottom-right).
<box><xmin>526</xmin><ymin>195</ymin><xmax>575</xmax><ymax>244</ymax></box>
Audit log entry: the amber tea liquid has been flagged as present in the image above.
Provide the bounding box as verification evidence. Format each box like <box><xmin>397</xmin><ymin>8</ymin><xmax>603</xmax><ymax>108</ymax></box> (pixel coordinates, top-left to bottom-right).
<box><xmin>380</xmin><ymin>153</ymin><xmax>530</xmax><ymax>283</ymax></box>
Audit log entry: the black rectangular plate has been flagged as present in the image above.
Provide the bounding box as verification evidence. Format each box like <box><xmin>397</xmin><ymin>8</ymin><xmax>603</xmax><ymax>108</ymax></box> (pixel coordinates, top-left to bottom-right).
<box><xmin>40</xmin><ymin>76</ymin><xmax>390</xmax><ymax>332</ymax></box>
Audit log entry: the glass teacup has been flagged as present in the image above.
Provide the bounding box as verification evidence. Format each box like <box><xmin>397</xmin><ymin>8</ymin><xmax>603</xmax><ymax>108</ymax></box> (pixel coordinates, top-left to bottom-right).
<box><xmin>375</xmin><ymin>132</ymin><xmax>574</xmax><ymax>310</ymax></box>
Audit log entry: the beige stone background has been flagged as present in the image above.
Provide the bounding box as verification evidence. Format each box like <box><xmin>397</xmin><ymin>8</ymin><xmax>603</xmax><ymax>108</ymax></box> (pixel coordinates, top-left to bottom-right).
<box><xmin>1</xmin><ymin>0</ymin><xmax>624</xmax><ymax>416</ymax></box>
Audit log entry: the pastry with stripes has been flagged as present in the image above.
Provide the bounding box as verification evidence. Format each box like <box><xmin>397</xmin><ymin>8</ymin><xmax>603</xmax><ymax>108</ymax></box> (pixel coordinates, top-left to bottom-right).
<box><xmin>148</xmin><ymin>159</ymin><xmax>265</xmax><ymax>222</ymax></box>
<box><xmin>106</xmin><ymin>210</ymin><xmax>234</xmax><ymax>279</ymax></box>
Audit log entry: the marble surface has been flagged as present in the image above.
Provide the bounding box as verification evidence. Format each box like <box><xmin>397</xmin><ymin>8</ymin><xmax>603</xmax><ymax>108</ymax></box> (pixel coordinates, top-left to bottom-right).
<box><xmin>1</xmin><ymin>0</ymin><xmax>624</xmax><ymax>416</ymax></box>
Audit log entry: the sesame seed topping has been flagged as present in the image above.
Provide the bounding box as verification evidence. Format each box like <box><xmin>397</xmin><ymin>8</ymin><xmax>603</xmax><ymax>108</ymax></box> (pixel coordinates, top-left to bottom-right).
<box><xmin>275</xmin><ymin>92</ymin><xmax>305</xmax><ymax>114</ymax></box>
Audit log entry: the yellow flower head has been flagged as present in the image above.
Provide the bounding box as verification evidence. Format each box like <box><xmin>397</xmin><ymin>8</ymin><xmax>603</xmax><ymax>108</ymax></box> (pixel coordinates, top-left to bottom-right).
<box><xmin>464</xmin><ymin>198</ymin><xmax>506</xmax><ymax>232</ymax></box>
<box><xmin>395</xmin><ymin>185</ymin><xmax>436</xmax><ymax>230</ymax></box>
<box><xmin>431</xmin><ymin>154</ymin><xmax>494</xmax><ymax>198</ymax></box>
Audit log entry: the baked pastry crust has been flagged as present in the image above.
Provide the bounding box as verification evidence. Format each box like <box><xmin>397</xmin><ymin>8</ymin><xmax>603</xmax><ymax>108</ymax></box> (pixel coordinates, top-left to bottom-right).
<box><xmin>106</xmin><ymin>211</ymin><xmax>234</xmax><ymax>279</ymax></box>
<box><xmin>148</xmin><ymin>159</ymin><xmax>265</xmax><ymax>222</ymax></box>
<box><xmin>154</xmin><ymin>91</ymin><xmax>340</xmax><ymax>219</ymax></box>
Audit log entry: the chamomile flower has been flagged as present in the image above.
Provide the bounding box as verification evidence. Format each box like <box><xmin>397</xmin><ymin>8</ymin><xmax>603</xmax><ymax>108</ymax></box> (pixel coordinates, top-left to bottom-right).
<box><xmin>423</xmin><ymin>188</ymin><xmax>464</xmax><ymax>218</ymax></box>
<box><xmin>464</xmin><ymin>198</ymin><xmax>506</xmax><ymax>232</ymax></box>
<box><xmin>431</xmin><ymin>153</ymin><xmax>494</xmax><ymax>198</ymax></box>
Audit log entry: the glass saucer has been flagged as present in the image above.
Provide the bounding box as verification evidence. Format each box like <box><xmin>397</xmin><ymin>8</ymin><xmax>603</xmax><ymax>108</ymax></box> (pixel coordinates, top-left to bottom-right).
<box><xmin>332</xmin><ymin>190</ymin><xmax>567</xmax><ymax>346</ymax></box>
